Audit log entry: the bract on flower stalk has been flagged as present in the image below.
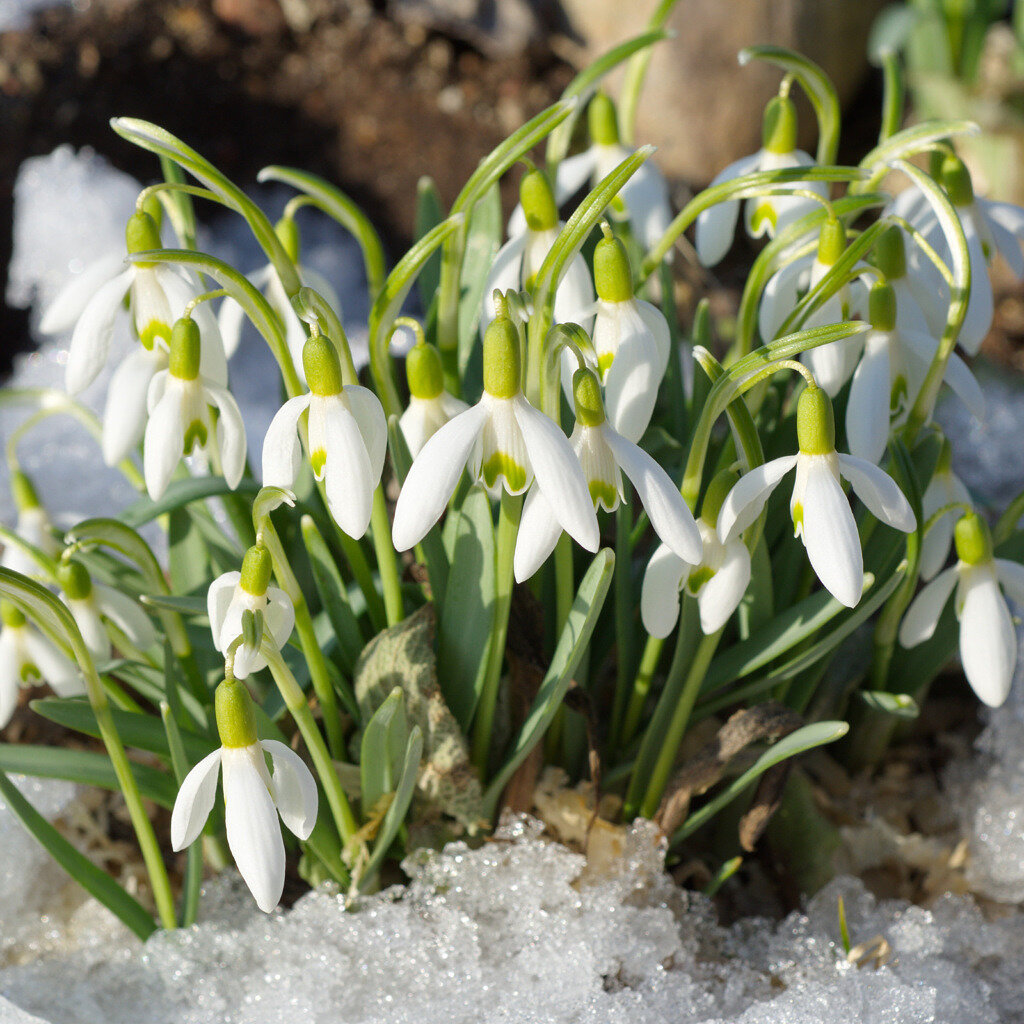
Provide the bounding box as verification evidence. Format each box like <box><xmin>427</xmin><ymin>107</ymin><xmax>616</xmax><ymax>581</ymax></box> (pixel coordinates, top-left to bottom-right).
<box><xmin>262</xmin><ymin>333</ymin><xmax>386</xmax><ymax>538</ymax></box>
<box><xmin>641</xmin><ymin>469</ymin><xmax>752</xmax><ymax>637</ymax></box>
<box><xmin>900</xmin><ymin>512</ymin><xmax>1024</xmax><ymax>707</ymax></box>
<box><xmin>514</xmin><ymin>366</ymin><xmax>700</xmax><ymax>581</ymax></box>
<box><xmin>717</xmin><ymin>384</ymin><xmax>916</xmax><ymax>607</ymax></box>
<box><xmin>1</xmin><ymin>470</ymin><xmax>60</xmax><ymax>579</ymax></box>
<box><xmin>392</xmin><ymin>302</ymin><xmax>599</xmax><ymax>554</ymax></box>
<box><xmin>170</xmin><ymin>676</ymin><xmax>318</xmax><ymax>913</ymax></box>
<box><xmin>143</xmin><ymin>315</ymin><xmax>246</xmax><ymax>500</ymax></box>
<box><xmin>560</xmin><ymin>229</ymin><xmax>670</xmax><ymax>443</ymax></box>
<box><xmin>0</xmin><ymin>599</ymin><xmax>83</xmax><ymax>729</ymax></box>
<box><xmin>207</xmin><ymin>544</ymin><xmax>296</xmax><ymax>680</ymax></box>
<box><xmin>695</xmin><ymin>91</ymin><xmax>829</xmax><ymax>267</ymax></box>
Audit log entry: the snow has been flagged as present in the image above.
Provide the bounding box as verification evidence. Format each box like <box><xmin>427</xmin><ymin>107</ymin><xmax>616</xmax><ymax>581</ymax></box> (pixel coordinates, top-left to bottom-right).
<box><xmin>0</xmin><ymin>0</ymin><xmax>71</xmax><ymax>33</ymax></box>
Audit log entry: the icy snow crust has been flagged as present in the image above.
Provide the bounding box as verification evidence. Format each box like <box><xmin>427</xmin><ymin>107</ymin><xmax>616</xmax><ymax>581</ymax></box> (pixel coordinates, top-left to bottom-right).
<box><xmin>0</xmin><ymin>815</ymin><xmax>1022</xmax><ymax>1024</ymax></box>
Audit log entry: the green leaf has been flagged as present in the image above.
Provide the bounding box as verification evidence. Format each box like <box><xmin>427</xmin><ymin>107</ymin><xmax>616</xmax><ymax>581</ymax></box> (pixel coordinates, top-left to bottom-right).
<box><xmin>483</xmin><ymin>549</ymin><xmax>615</xmax><ymax>814</ymax></box>
<box><xmin>360</xmin><ymin>687</ymin><xmax>409</xmax><ymax>815</ymax></box>
<box><xmin>0</xmin><ymin>769</ymin><xmax>156</xmax><ymax>939</ymax></box>
<box><xmin>671</xmin><ymin>721</ymin><xmax>850</xmax><ymax>844</ymax></box>
<box><xmin>859</xmin><ymin>119</ymin><xmax>979</xmax><ymax>174</ymax></box>
<box><xmin>0</xmin><ymin>744</ymin><xmax>177</xmax><ymax>807</ymax></box>
<box><xmin>457</xmin><ymin>182</ymin><xmax>502</xmax><ymax>380</ymax></box>
<box><xmin>415</xmin><ymin>175</ymin><xmax>445</xmax><ymax>308</ymax></box>
<box><xmin>858</xmin><ymin>690</ymin><xmax>919</xmax><ymax>719</ymax></box>
<box><xmin>139</xmin><ymin>593</ymin><xmax>208</xmax><ymax>617</ymax></box>
<box><xmin>123</xmin><ymin>477</ymin><xmax>260</xmax><ymax>528</ymax></box>
<box><xmin>437</xmin><ymin>485</ymin><xmax>496</xmax><ymax>732</ymax></box>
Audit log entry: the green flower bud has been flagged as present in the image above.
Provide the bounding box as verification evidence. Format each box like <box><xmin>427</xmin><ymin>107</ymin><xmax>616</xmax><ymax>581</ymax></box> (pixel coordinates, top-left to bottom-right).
<box><xmin>594</xmin><ymin>231</ymin><xmax>633</xmax><ymax>303</ymax></box>
<box><xmin>169</xmin><ymin>317</ymin><xmax>202</xmax><ymax>381</ymax></box>
<box><xmin>125</xmin><ymin>211</ymin><xmax>162</xmax><ymax>258</ymax></box>
<box><xmin>215</xmin><ymin>678</ymin><xmax>259</xmax><ymax>749</ymax></box>
<box><xmin>303</xmin><ymin>335</ymin><xmax>344</xmax><ymax>397</ymax></box>
<box><xmin>796</xmin><ymin>385</ymin><xmax>835</xmax><ymax>456</ymax></box>
<box><xmin>405</xmin><ymin>341</ymin><xmax>444</xmax><ymax>400</ymax></box>
<box><xmin>873</xmin><ymin>225</ymin><xmax>906</xmax><ymax>280</ymax></box>
<box><xmin>572</xmin><ymin>367</ymin><xmax>605</xmax><ymax>427</ymax></box>
<box><xmin>941</xmin><ymin>154</ymin><xmax>974</xmax><ymax>207</ymax></box>
<box><xmin>869</xmin><ymin>280</ymin><xmax>897</xmax><ymax>332</ymax></box>
<box><xmin>520</xmin><ymin>168</ymin><xmax>558</xmax><ymax>232</ymax></box>
<box><xmin>817</xmin><ymin>217</ymin><xmax>846</xmax><ymax>266</ymax></box>
<box><xmin>954</xmin><ymin>511</ymin><xmax>992</xmax><ymax>566</ymax></box>
<box><xmin>240</xmin><ymin>544</ymin><xmax>273</xmax><ymax>596</ymax></box>
<box><xmin>11</xmin><ymin>469</ymin><xmax>41</xmax><ymax>512</ymax></box>
<box><xmin>0</xmin><ymin>599</ymin><xmax>26</xmax><ymax>628</ymax></box>
<box><xmin>701</xmin><ymin>468</ymin><xmax>740</xmax><ymax>526</ymax></box>
<box><xmin>482</xmin><ymin>313</ymin><xmax>522</xmax><ymax>399</ymax></box>
<box><xmin>588</xmin><ymin>91</ymin><xmax>620</xmax><ymax>146</ymax></box>
<box><xmin>275</xmin><ymin>216</ymin><xmax>301</xmax><ymax>264</ymax></box>
<box><xmin>57</xmin><ymin>559</ymin><xmax>92</xmax><ymax>601</ymax></box>
<box><xmin>762</xmin><ymin>94</ymin><xmax>798</xmax><ymax>155</ymax></box>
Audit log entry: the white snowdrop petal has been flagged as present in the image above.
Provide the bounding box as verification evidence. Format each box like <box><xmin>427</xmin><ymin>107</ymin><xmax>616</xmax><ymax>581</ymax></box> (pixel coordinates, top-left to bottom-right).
<box><xmin>190</xmin><ymin>299</ymin><xmax>230</xmax><ymax>388</ymax></box>
<box><xmin>479</xmin><ymin>234</ymin><xmax>528</xmax><ymax>336</ymax></box>
<box><xmin>898</xmin><ymin>566</ymin><xmax>958</xmax><ymax>647</ymax></box>
<box><xmin>554</xmin><ymin>252</ymin><xmax>596</xmax><ymax>334</ymax></box>
<box><xmin>40</xmin><ymin>251</ymin><xmax>128</xmax><ymax>335</ymax></box>
<box><xmin>986</xmin><ymin>210</ymin><xmax>1024</xmax><ymax>279</ymax></box>
<box><xmin>697</xmin><ymin>540</ymin><xmax>752</xmax><ymax>634</ymax></box>
<box><xmin>694</xmin><ymin>152</ymin><xmax>760</xmax><ymax>266</ymax></box>
<box><xmin>222</xmin><ymin>746</ymin><xmax>286</xmax><ymax>913</ymax></box>
<box><xmin>758</xmin><ymin>255</ymin><xmax>808</xmax><ymax>343</ymax></box>
<box><xmin>845</xmin><ymin>333</ymin><xmax>892</xmax><ymax>465</ymax></box>
<box><xmin>958</xmin><ymin>216</ymin><xmax>994</xmax><ymax>356</ymax></box>
<box><xmin>717</xmin><ymin>456</ymin><xmax>798</xmax><ymax>543</ymax></box>
<box><xmin>798</xmin><ymin>457</ymin><xmax>863</xmax><ymax>608</ymax></box>
<box><xmin>217</xmin><ymin>296</ymin><xmax>247</xmax><ymax>361</ymax></box>
<box><xmin>513</xmin><ymin>397</ymin><xmax>599</xmax><ymax>552</ymax></box>
<box><xmin>801</xmin><ymin>328</ymin><xmax>861</xmax><ymax>398</ymax></box>
<box><xmin>261</xmin><ymin>394</ymin><xmax>310</xmax><ymax>488</ymax></box>
<box><xmin>94</xmin><ymin>584</ymin><xmax>156</xmax><ymax>650</ymax></box>
<box><xmin>959</xmin><ymin>571</ymin><xmax>1015</xmax><ymax>707</ymax></box>
<box><xmin>399</xmin><ymin>400</ymin><xmax>440</xmax><ymax>459</ymax></box>
<box><xmin>995</xmin><ymin>559</ymin><xmax>1024</xmax><ymax>605</ymax></box>
<box><xmin>170</xmin><ymin>748</ymin><xmax>223</xmax><ymax>851</ymax></box>
<box><xmin>322</xmin><ymin>400</ymin><xmax>375</xmax><ymax>538</ymax></box>
<box><xmin>554</xmin><ymin>150</ymin><xmax>599</xmax><ymax>205</ymax></box>
<box><xmin>633</xmin><ymin>299</ymin><xmax>672</xmax><ymax>376</ymax></box>
<box><xmin>65</xmin><ymin>269</ymin><xmax>134</xmax><ymax>395</ymax></box>
<box><xmin>837</xmin><ymin>454</ymin><xmax>916</xmax><ymax>533</ymax></box>
<box><xmin>23</xmin><ymin>631</ymin><xmax>82</xmax><ymax>697</ymax></box>
<box><xmin>942</xmin><ymin>351</ymin><xmax>987</xmax><ymax>420</ymax></box>
<box><xmin>261</xmin><ymin>739</ymin><xmax>319</xmax><ymax>839</ymax></box>
<box><xmin>68</xmin><ymin>597</ymin><xmax>111</xmax><ymax>661</ymax></box>
<box><xmin>143</xmin><ymin>382</ymin><xmax>187</xmax><ymax>501</ymax></box>
<box><xmin>344</xmin><ymin>385</ymin><xmax>388</xmax><ymax>487</ymax></box>
<box><xmin>513</xmin><ymin>487</ymin><xmax>564</xmax><ymax>583</ymax></box>
<box><xmin>640</xmin><ymin>543</ymin><xmax>688</xmax><ymax>639</ymax></box>
<box><xmin>205</xmin><ymin>384</ymin><xmax>247</xmax><ymax>490</ymax></box>
<box><xmin>102</xmin><ymin>346</ymin><xmax>165</xmax><ymax>466</ymax></box>
<box><xmin>0</xmin><ymin>650</ymin><xmax>19</xmax><ymax>729</ymax></box>
<box><xmin>603</xmin><ymin>313</ymin><xmax>665</xmax><ymax>444</ymax></box>
<box><xmin>264</xmin><ymin>589</ymin><xmax>296</xmax><ymax>649</ymax></box>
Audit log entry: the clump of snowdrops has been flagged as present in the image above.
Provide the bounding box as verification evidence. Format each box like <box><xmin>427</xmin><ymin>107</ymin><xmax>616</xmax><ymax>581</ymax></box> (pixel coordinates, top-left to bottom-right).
<box><xmin>1</xmin><ymin>27</ymin><xmax>1023</xmax><ymax>936</ymax></box>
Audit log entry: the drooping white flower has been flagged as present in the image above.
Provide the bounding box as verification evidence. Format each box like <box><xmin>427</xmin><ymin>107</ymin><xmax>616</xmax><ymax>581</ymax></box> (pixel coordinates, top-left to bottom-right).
<box><xmin>398</xmin><ymin>339</ymin><xmax>469</xmax><ymax>458</ymax></box>
<box><xmin>41</xmin><ymin>209</ymin><xmax>227</xmax><ymax>398</ymax></box>
<box><xmin>171</xmin><ymin>678</ymin><xmax>317</xmax><ymax>913</ymax></box>
<box><xmin>641</xmin><ymin>470</ymin><xmax>752</xmax><ymax>637</ymax></box>
<box><xmin>263</xmin><ymin>334</ymin><xmax>385</xmax><ymax>539</ymax></box>
<box><xmin>1</xmin><ymin>471</ymin><xmax>61</xmax><ymax>579</ymax></box>
<box><xmin>217</xmin><ymin>216</ymin><xmax>342</xmax><ymax>375</ymax></box>
<box><xmin>900</xmin><ymin>512</ymin><xmax>1023</xmax><ymax>707</ymax></box>
<box><xmin>718</xmin><ymin>385</ymin><xmax>915</xmax><ymax>608</ymax></box>
<box><xmin>57</xmin><ymin>559</ymin><xmax>156</xmax><ymax>662</ymax></box>
<box><xmin>514</xmin><ymin>367</ymin><xmax>700</xmax><ymax>581</ymax></box>
<box><xmin>846</xmin><ymin>280</ymin><xmax>985</xmax><ymax>465</ymax></box>
<box><xmin>207</xmin><ymin>545</ymin><xmax>295</xmax><ymax>681</ymax></box>
<box><xmin>480</xmin><ymin>167</ymin><xmax>594</xmax><ymax>338</ymax></box>
<box><xmin>695</xmin><ymin>94</ymin><xmax>828</xmax><ymax>267</ymax></box>
<box><xmin>144</xmin><ymin>316</ymin><xmax>247</xmax><ymax>501</ymax></box>
<box><xmin>0</xmin><ymin>600</ymin><xmax>84</xmax><ymax>728</ymax></box>
<box><xmin>560</xmin><ymin>231</ymin><xmax>670</xmax><ymax>443</ymax></box>
<box><xmin>509</xmin><ymin>93</ymin><xmax>672</xmax><ymax>253</ymax></box>
<box><xmin>759</xmin><ymin>217</ymin><xmax>870</xmax><ymax>396</ymax></box>
<box><xmin>393</xmin><ymin>308</ymin><xmax>599</xmax><ymax>555</ymax></box>
<box><xmin>919</xmin><ymin>441</ymin><xmax>972</xmax><ymax>581</ymax></box>
<box><xmin>870</xmin><ymin>223</ymin><xmax>944</xmax><ymax>340</ymax></box>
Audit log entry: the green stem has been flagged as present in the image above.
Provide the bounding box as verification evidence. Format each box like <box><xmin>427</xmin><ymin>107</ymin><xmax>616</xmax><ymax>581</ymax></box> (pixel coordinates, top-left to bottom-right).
<box><xmin>611</xmin><ymin>505</ymin><xmax>634</xmax><ymax>739</ymax></box>
<box><xmin>620</xmin><ymin>634</ymin><xmax>664</xmax><ymax>748</ymax></box>
<box><xmin>370</xmin><ymin>487</ymin><xmax>404</xmax><ymax>627</ymax></box>
<box><xmin>471</xmin><ymin>490</ymin><xmax>522</xmax><ymax>776</ymax></box>
<box><xmin>333</xmin><ymin>525</ymin><xmax>386</xmax><ymax>633</ymax></box>
<box><xmin>554</xmin><ymin>532</ymin><xmax>574</xmax><ymax>633</ymax></box>
<box><xmin>878</xmin><ymin>50</ymin><xmax>905</xmax><ymax>145</ymax></box>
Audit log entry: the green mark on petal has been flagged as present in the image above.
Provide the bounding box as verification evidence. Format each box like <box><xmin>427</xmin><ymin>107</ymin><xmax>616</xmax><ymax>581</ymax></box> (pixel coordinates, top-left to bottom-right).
<box><xmin>310</xmin><ymin>448</ymin><xmax>326</xmax><ymax>477</ymax></box>
<box><xmin>750</xmin><ymin>202</ymin><xmax>777</xmax><ymax>235</ymax></box>
<box><xmin>687</xmin><ymin>565</ymin><xmax>715</xmax><ymax>593</ymax></box>
<box><xmin>481</xmin><ymin>452</ymin><xmax>527</xmax><ymax>493</ymax></box>
<box><xmin>597</xmin><ymin>352</ymin><xmax>615</xmax><ymax>379</ymax></box>
<box><xmin>588</xmin><ymin>478</ymin><xmax>618</xmax><ymax>510</ymax></box>
<box><xmin>182</xmin><ymin>420</ymin><xmax>208</xmax><ymax>454</ymax></box>
<box><xmin>140</xmin><ymin>320</ymin><xmax>172</xmax><ymax>352</ymax></box>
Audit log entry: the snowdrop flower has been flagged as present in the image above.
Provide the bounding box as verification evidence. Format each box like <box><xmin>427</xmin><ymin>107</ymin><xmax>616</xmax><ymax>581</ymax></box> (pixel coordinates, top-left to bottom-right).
<box><xmin>1</xmin><ymin>471</ymin><xmax>60</xmax><ymax>579</ymax></box>
<box><xmin>398</xmin><ymin>337</ymin><xmax>469</xmax><ymax>458</ymax></box>
<box><xmin>695</xmin><ymin>93</ymin><xmax>829</xmax><ymax>267</ymax></box>
<box><xmin>561</xmin><ymin>230</ymin><xmax>670</xmax><ymax>443</ymax></box>
<box><xmin>718</xmin><ymin>384</ymin><xmax>916</xmax><ymax>608</ymax></box>
<box><xmin>263</xmin><ymin>334</ymin><xmax>386</xmax><ymax>539</ymax></box>
<box><xmin>0</xmin><ymin>600</ymin><xmax>84</xmax><ymax>728</ymax></box>
<box><xmin>43</xmin><ymin>209</ymin><xmax>227</xmax><ymax>398</ymax></box>
<box><xmin>870</xmin><ymin>224</ymin><xmax>943</xmax><ymax>339</ymax></box>
<box><xmin>57</xmin><ymin>559</ymin><xmax>155</xmax><ymax>662</ymax></box>
<box><xmin>900</xmin><ymin>512</ymin><xmax>1023</xmax><ymax>707</ymax></box>
<box><xmin>514</xmin><ymin>367</ymin><xmax>700</xmax><ymax>581</ymax></box>
<box><xmin>393</xmin><ymin>306</ymin><xmax>599</xmax><ymax>554</ymax></box>
<box><xmin>208</xmin><ymin>545</ymin><xmax>295</xmax><ymax>680</ymax></box>
<box><xmin>171</xmin><ymin>677</ymin><xmax>317</xmax><ymax>913</ymax></box>
<box><xmin>509</xmin><ymin>92</ymin><xmax>672</xmax><ymax>253</ymax></box>
<box><xmin>760</xmin><ymin>217</ymin><xmax>870</xmax><ymax>395</ymax></box>
<box><xmin>480</xmin><ymin>167</ymin><xmax>594</xmax><ymax>337</ymax></box>
<box><xmin>144</xmin><ymin>317</ymin><xmax>246</xmax><ymax>501</ymax></box>
<box><xmin>846</xmin><ymin>280</ymin><xmax>985</xmax><ymax>465</ymax></box>
<box><xmin>642</xmin><ymin>469</ymin><xmax>752</xmax><ymax>637</ymax></box>
<box><xmin>218</xmin><ymin>216</ymin><xmax>342</xmax><ymax>373</ymax></box>
<box><xmin>919</xmin><ymin>440</ymin><xmax>972</xmax><ymax>581</ymax></box>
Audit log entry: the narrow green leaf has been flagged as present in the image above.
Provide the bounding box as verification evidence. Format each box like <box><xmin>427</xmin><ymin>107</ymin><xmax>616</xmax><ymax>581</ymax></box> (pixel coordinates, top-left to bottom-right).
<box><xmin>415</xmin><ymin>176</ymin><xmax>445</xmax><ymax>308</ymax></box>
<box><xmin>859</xmin><ymin>119</ymin><xmax>979</xmax><ymax>174</ymax></box>
<box><xmin>0</xmin><ymin>769</ymin><xmax>156</xmax><ymax>939</ymax></box>
<box><xmin>858</xmin><ymin>691</ymin><xmax>919</xmax><ymax>719</ymax></box>
<box><xmin>123</xmin><ymin>477</ymin><xmax>260</xmax><ymax>528</ymax></box>
<box><xmin>139</xmin><ymin>593</ymin><xmax>208</xmax><ymax>617</ymax></box>
<box><xmin>360</xmin><ymin>687</ymin><xmax>409</xmax><ymax>815</ymax></box>
<box><xmin>457</xmin><ymin>182</ymin><xmax>502</xmax><ymax>379</ymax></box>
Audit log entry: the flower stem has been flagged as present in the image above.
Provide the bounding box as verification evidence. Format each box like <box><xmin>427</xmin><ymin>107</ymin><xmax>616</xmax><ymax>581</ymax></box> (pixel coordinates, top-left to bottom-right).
<box><xmin>370</xmin><ymin>486</ymin><xmax>404</xmax><ymax>627</ymax></box>
<box><xmin>609</xmin><ymin>505</ymin><xmax>635</xmax><ymax>745</ymax></box>
<box><xmin>620</xmin><ymin>634</ymin><xmax>664</xmax><ymax>748</ymax></box>
<box><xmin>471</xmin><ymin>490</ymin><xmax>522</xmax><ymax>777</ymax></box>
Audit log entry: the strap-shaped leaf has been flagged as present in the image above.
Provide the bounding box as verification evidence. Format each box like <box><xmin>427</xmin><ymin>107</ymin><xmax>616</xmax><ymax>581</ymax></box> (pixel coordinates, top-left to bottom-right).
<box><xmin>359</xmin><ymin>687</ymin><xmax>409</xmax><ymax>814</ymax></box>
